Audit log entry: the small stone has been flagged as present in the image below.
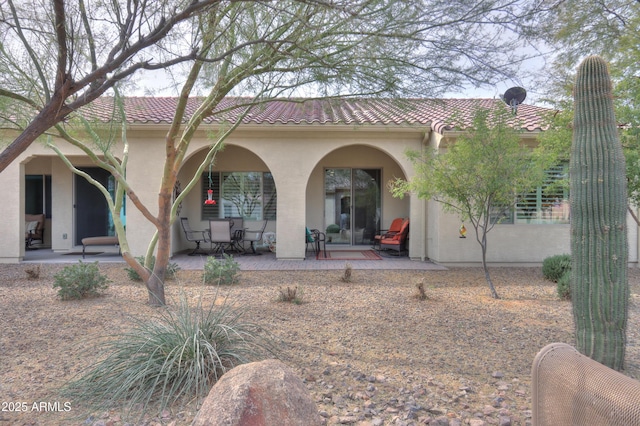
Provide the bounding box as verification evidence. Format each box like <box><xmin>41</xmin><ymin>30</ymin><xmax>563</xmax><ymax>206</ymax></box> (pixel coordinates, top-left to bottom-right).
<box><xmin>499</xmin><ymin>416</ymin><xmax>512</xmax><ymax>426</ymax></box>
<box><xmin>430</xmin><ymin>416</ymin><xmax>449</xmax><ymax>426</ymax></box>
<box><xmin>469</xmin><ymin>419</ymin><xmax>486</xmax><ymax>426</ymax></box>
<box><xmin>483</xmin><ymin>405</ymin><xmax>497</xmax><ymax>415</ymax></box>
<box><xmin>492</xmin><ymin>372</ymin><xmax>504</xmax><ymax>379</ymax></box>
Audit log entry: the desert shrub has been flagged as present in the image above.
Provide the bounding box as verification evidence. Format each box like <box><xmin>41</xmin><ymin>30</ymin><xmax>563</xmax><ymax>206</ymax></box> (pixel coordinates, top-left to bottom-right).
<box><xmin>326</xmin><ymin>224</ymin><xmax>340</xmax><ymax>233</ymax></box>
<box><xmin>204</xmin><ymin>254</ymin><xmax>240</xmax><ymax>285</ymax></box>
<box><xmin>53</xmin><ymin>261</ymin><xmax>109</xmax><ymax>300</ymax></box>
<box><xmin>542</xmin><ymin>254</ymin><xmax>571</xmax><ymax>282</ymax></box>
<box><xmin>25</xmin><ymin>264</ymin><xmax>41</xmax><ymax>280</ymax></box>
<box><xmin>414</xmin><ymin>281</ymin><xmax>427</xmax><ymax>300</ymax></box>
<box><xmin>340</xmin><ymin>262</ymin><xmax>353</xmax><ymax>283</ymax></box>
<box><xmin>125</xmin><ymin>255</ymin><xmax>181</xmax><ymax>281</ymax></box>
<box><xmin>277</xmin><ymin>286</ymin><xmax>303</xmax><ymax>304</ymax></box>
<box><xmin>557</xmin><ymin>271</ymin><xmax>571</xmax><ymax>300</ymax></box>
<box><xmin>62</xmin><ymin>295</ymin><xmax>274</xmax><ymax>420</ymax></box>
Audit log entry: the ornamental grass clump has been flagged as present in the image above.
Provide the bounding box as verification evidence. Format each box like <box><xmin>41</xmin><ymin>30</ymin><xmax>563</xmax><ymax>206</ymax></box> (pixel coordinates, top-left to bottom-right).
<box><xmin>62</xmin><ymin>294</ymin><xmax>274</xmax><ymax>420</ymax></box>
<box><xmin>53</xmin><ymin>261</ymin><xmax>109</xmax><ymax>300</ymax></box>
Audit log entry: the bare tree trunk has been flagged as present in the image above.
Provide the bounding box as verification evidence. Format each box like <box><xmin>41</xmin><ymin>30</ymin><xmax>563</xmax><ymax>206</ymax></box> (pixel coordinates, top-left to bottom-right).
<box><xmin>480</xmin><ymin>232</ymin><xmax>500</xmax><ymax>299</ymax></box>
<box><xmin>628</xmin><ymin>205</ymin><xmax>640</xmax><ymax>227</ymax></box>
<box><xmin>146</xmin><ymin>273</ymin><xmax>166</xmax><ymax>306</ymax></box>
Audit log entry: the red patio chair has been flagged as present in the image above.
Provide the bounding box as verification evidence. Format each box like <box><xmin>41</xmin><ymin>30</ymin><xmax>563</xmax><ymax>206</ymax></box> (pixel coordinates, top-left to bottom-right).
<box><xmin>379</xmin><ymin>219</ymin><xmax>409</xmax><ymax>255</ymax></box>
<box><xmin>373</xmin><ymin>217</ymin><xmax>405</xmax><ymax>250</ymax></box>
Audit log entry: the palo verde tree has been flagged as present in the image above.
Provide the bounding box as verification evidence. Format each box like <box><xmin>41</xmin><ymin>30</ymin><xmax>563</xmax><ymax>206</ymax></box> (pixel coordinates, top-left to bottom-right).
<box><xmin>0</xmin><ymin>0</ymin><xmax>227</xmax><ymax>172</ymax></box>
<box><xmin>390</xmin><ymin>106</ymin><xmax>548</xmax><ymax>299</ymax></box>
<box><xmin>2</xmin><ymin>0</ymin><xmax>547</xmax><ymax>306</ymax></box>
<box><xmin>570</xmin><ymin>55</ymin><xmax>628</xmax><ymax>371</ymax></box>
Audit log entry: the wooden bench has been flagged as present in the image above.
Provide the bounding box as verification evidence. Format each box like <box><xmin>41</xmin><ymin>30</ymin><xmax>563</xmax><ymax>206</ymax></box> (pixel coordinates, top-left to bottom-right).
<box><xmin>81</xmin><ymin>236</ymin><xmax>120</xmax><ymax>258</ymax></box>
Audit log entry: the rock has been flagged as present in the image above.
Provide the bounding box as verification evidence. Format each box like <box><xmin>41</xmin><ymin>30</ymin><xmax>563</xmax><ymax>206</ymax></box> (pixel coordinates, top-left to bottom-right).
<box><xmin>499</xmin><ymin>416</ymin><xmax>512</xmax><ymax>426</ymax></box>
<box><xmin>192</xmin><ymin>359</ymin><xmax>322</xmax><ymax>426</ymax></box>
<box><xmin>492</xmin><ymin>372</ymin><xmax>504</xmax><ymax>379</ymax></box>
<box><xmin>469</xmin><ymin>419</ymin><xmax>486</xmax><ymax>426</ymax></box>
<box><xmin>430</xmin><ymin>416</ymin><xmax>449</xmax><ymax>426</ymax></box>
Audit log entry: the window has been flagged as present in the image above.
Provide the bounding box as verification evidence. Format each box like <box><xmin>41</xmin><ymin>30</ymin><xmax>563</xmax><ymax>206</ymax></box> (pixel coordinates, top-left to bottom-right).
<box><xmin>515</xmin><ymin>164</ymin><xmax>569</xmax><ymax>224</ymax></box>
<box><xmin>25</xmin><ymin>175</ymin><xmax>52</xmax><ymax>218</ymax></box>
<box><xmin>202</xmin><ymin>172</ymin><xmax>276</xmax><ymax>220</ymax></box>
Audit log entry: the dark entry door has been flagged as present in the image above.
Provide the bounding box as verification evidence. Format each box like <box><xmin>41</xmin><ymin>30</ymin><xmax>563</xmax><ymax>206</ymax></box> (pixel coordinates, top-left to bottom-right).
<box><xmin>75</xmin><ymin>168</ymin><xmax>112</xmax><ymax>245</ymax></box>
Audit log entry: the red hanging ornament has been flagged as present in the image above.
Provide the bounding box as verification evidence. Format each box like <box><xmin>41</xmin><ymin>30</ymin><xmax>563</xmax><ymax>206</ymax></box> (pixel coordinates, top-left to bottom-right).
<box><xmin>204</xmin><ymin>189</ymin><xmax>216</xmax><ymax>205</ymax></box>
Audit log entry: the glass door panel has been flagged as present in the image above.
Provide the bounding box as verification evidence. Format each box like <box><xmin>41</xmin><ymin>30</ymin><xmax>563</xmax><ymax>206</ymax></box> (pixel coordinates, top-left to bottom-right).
<box><xmin>324</xmin><ymin>168</ymin><xmax>381</xmax><ymax>245</ymax></box>
<box><xmin>324</xmin><ymin>168</ymin><xmax>351</xmax><ymax>244</ymax></box>
<box><xmin>353</xmin><ymin>169</ymin><xmax>381</xmax><ymax>245</ymax></box>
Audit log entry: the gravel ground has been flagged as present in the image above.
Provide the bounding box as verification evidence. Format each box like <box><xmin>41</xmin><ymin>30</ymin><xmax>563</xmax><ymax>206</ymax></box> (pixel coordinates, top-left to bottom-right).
<box><xmin>1</xmin><ymin>264</ymin><xmax>640</xmax><ymax>426</ymax></box>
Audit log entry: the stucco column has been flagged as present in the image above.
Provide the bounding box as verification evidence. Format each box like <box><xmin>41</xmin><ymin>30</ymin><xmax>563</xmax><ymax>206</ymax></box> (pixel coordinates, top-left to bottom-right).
<box><xmin>126</xmin><ymin>140</ymin><xmax>168</xmax><ymax>256</ymax></box>
<box><xmin>408</xmin><ymin>192</ymin><xmax>426</xmax><ymax>260</ymax></box>
<box><xmin>272</xmin><ymin>176</ymin><xmax>307</xmax><ymax>260</ymax></box>
<box><xmin>0</xmin><ymin>160</ymin><xmax>24</xmax><ymax>262</ymax></box>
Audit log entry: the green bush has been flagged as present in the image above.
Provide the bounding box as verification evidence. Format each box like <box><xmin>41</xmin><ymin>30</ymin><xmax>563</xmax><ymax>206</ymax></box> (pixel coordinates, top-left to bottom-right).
<box><xmin>53</xmin><ymin>261</ymin><xmax>109</xmax><ymax>300</ymax></box>
<box><xmin>204</xmin><ymin>254</ymin><xmax>240</xmax><ymax>285</ymax></box>
<box><xmin>125</xmin><ymin>255</ymin><xmax>181</xmax><ymax>281</ymax></box>
<box><xmin>325</xmin><ymin>224</ymin><xmax>340</xmax><ymax>233</ymax></box>
<box><xmin>542</xmin><ymin>254</ymin><xmax>571</xmax><ymax>282</ymax></box>
<box><xmin>557</xmin><ymin>270</ymin><xmax>571</xmax><ymax>300</ymax></box>
<box><xmin>62</xmin><ymin>295</ymin><xmax>274</xmax><ymax>419</ymax></box>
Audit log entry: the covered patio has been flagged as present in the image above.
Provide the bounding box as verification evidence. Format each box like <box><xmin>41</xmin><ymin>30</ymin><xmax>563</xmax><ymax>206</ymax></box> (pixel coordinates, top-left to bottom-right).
<box><xmin>20</xmin><ymin>247</ymin><xmax>445</xmax><ymax>271</ymax></box>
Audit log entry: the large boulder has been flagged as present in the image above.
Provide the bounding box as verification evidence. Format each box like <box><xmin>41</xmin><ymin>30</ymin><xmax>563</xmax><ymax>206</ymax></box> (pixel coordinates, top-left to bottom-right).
<box><xmin>192</xmin><ymin>359</ymin><xmax>322</xmax><ymax>426</ymax></box>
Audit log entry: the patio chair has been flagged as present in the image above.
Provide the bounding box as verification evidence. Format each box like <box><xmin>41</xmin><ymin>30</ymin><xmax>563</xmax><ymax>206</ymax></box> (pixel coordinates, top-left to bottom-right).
<box><xmin>229</xmin><ymin>217</ymin><xmax>245</xmax><ymax>253</ymax></box>
<box><xmin>180</xmin><ymin>217</ymin><xmax>210</xmax><ymax>256</ymax></box>
<box><xmin>209</xmin><ymin>219</ymin><xmax>233</xmax><ymax>256</ymax></box>
<box><xmin>243</xmin><ymin>220</ymin><xmax>268</xmax><ymax>255</ymax></box>
<box><xmin>306</xmin><ymin>227</ymin><xmax>326</xmax><ymax>258</ymax></box>
<box><xmin>532</xmin><ymin>342</ymin><xmax>640</xmax><ymax>425</ymax></box>
<box><xmin>25</xmin><ymin>213</ymin><xmax>45</xmax><ymax>249</ymax></box>
<box><xmin>373</xmin><ymin>217</ymin><xmax>404</xmax><ymax>251</ymax></box>
<box><xmin>379</xmin><ymin>219</ymin><xmax>409</xmax><ymax>255</ymax></box>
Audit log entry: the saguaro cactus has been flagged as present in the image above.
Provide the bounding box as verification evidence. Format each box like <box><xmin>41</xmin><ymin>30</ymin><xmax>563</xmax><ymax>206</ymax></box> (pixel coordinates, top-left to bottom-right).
<box><xmin>570</xmin><ymin>55</ymin><xmax>629</xmax><ymax>371</ymax></box>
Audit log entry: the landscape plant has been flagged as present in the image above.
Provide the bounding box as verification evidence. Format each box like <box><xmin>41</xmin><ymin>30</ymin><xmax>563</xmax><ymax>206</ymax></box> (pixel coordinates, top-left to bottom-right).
<box><xmin>203</xmin><ymin>254</ymin><xmax>240</xmax><ymax>285</ymax></box>
<box><xmin>570</xmin><ymin>55</ymin><xmax>628</xmax><ymax>371</ymax></box>
<box><xmin>340</xmin><ymin>262</ymin><xmax>353</xmax><ymax>283</ymax></box>
<box><xmin>125</xmin><ymin>255</ymin><xmax>180</xmax><ymax>282</ymax></box>
<box><xmin>542</xmin><ymin>254</ymin><xmax>571</xmax><ymax>282</ymax></box>
<box><xmin>1</xmin><ymin>1</ymin><xmax>549</xmax><ymax>307</ymax></box>
<box><xmin>390</xmin><ymin>106</ymin><xmax>549</xmax><ymax>299</ymax></box>
<box><xmin>62</xmin><ymin>294</ymin><xmax>274</xmax><ymax>420</ymax></box>
<box><xmin>277</xmin><ymin>286</ymin><xmax>303</xmax><ymax>305</ymax></box>
<box><xmin>53</xmin><ymin>261</ymin><xmax>109</xmax><ymax>300</ymax></box>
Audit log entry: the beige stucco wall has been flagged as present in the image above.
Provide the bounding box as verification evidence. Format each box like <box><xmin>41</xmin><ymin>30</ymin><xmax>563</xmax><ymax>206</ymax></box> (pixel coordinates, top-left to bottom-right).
<box><xmin>4</xmin><ymin>120</ymin><xmax>637</xmax><ymax>266</ymax></box>
<box><xmin>170</xmin><ymin>126</ymin><xmax>423</xmax><ymax>260</ymax></box>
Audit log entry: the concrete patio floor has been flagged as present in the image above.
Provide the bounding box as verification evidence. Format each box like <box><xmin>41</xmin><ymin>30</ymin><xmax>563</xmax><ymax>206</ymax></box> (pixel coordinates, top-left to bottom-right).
<box><xmin>21</xmin><ymin>247</ymin><xmax>446</xmax><ymax>271</ymax></box>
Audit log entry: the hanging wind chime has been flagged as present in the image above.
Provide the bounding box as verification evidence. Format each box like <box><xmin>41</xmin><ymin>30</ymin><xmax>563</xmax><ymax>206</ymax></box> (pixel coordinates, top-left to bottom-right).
<box><xmin>204</xmin><ymin>162</ymin><xmax>216</xmax><ymax>205</ymax></box>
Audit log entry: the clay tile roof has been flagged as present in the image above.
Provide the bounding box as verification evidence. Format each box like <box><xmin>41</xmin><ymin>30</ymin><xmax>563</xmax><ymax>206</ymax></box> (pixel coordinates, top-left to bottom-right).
<box><xmin>84</xmin><ymin>97</ymin><xmax>554</xmax><ymax>133</ymax></box>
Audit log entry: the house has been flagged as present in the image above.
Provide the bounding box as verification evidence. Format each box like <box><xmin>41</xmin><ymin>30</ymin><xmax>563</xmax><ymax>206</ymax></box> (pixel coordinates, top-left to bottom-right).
<box><xmin>2</xmin><ymin>97</ymin><xmax>636</xmax><ymax>265</ymax></box>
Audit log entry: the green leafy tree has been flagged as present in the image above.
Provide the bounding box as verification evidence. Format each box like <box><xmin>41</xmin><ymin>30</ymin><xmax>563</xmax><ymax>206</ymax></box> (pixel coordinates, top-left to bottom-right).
<box><xmin>2</xmin><ymin>0</ymin><xmax>549</xmax><ymax>305</ymax></box>
<box><xmin>390</xmin><ymin>107</ymin><xmax>548</xmax><ymax>299</ymax></box>
<box><xmin>524</xmin><ymin>1</ymin><xmax>640</xmax><ymax>222</ymax></box>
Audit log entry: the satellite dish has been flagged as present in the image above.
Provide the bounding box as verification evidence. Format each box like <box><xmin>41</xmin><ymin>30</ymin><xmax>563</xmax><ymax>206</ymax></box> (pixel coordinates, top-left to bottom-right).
<box><xmin>502</xmin><ymin>87</ymin><xmax>527</xmax><ymax>115</ymax></box>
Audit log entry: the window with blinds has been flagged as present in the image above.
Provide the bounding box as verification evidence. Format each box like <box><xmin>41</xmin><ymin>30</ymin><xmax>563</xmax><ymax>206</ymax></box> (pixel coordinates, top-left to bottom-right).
<box><xmin>202</xmin><ymin>172</ymin><xmax>276</xmax><ymax>220</ymax></box>
<box><xmin>515</xmin><ymin>164</ymin><xmax>569</xmax><ymax>224</ymax></box>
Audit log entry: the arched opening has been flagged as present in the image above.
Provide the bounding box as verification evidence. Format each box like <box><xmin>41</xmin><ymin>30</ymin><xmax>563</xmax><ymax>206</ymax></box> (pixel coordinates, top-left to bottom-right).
<box><xmin>306</xmin><ymin>144</ymin><xmax>409</xmax><ymax>247</ymax></box>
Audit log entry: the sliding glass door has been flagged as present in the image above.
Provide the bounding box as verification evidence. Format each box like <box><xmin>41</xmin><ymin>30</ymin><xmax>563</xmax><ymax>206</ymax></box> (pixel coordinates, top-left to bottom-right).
<box><xmin>324</xmin><ymin>168</ymin><xmax>381</xmax><ymax>245</ymax></box>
